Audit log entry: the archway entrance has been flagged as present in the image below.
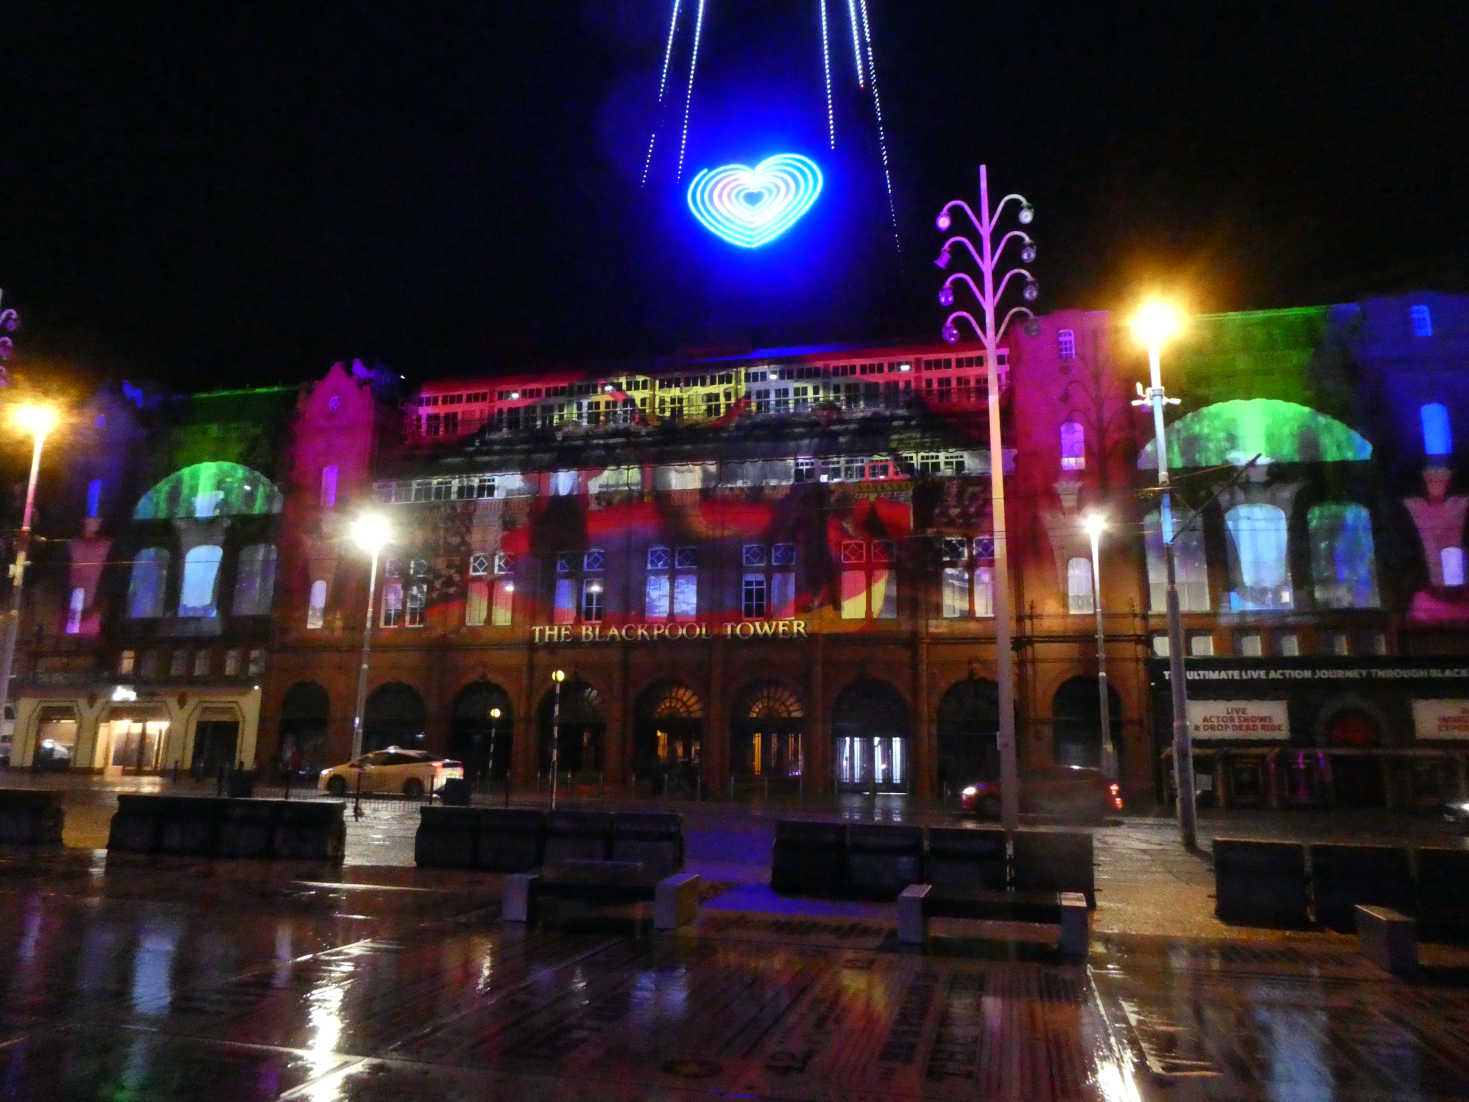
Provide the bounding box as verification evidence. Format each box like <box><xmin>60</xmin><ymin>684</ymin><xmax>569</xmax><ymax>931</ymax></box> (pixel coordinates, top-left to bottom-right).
<box><xmin>731</xmin><ymin>682</ymin><xmax>805</xmax><ymax>782</ymax></box>
<box><xmin>1051</xmin><ymin>677</ymin><xmax>1123</xmax><ymax>770</ymax></box>
<box><xmin>634</xmin><ymin>682</ymin><xmax>704</xmax><ymax>795</ymax></box>
<box><xmin>538</xmin><ymin>680</ymin><xmax>606</xmax><ymax>777</ymax></box>
<box><xmin>937</xmin><ymin>679</ymin><xmax>999</xmax><ymax>797</ymax></box>
<box><xmin>449</xmin><ymin>681</ymin><xmax>514</xmax><ymax>787</ymax></box>
<box><xmin>363</xmin><ymin>682</ymin><xmax>426</xmax><ymax>753</ymax></box>
<box><xmin>831</xmin><ymin>679</ymin><xmax>909</xmax><ymax>793</ymax></box>
<box><xmin>1325</xmin><ymin>707</ymin><xmax>1385</xmax><ymax>805</ymax></box>
<box><xmin>278</xmin><ymin>681</ymin><xmax>329</xmax><ymax>777</ymax></box>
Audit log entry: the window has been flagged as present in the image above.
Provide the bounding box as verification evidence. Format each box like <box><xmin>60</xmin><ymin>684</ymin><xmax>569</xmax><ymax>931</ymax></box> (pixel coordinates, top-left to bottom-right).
<box><xmin>645</xmin><ymin>572</ymin><xmax>670</xmax><ymax>619</ymax></box>
<box><xmin>1226</xmin><ymin>504</ymin><xmax>1291</xmax><ymax>610</ymax></box>
<box><xmin>1057</xmin><ymin>328</ymin><xmax>1076</xmax><ymax>360</ymax></box>
<box><xmin>320</xmin><ymin>465</ymin><xmax>338</xmax><ymax>508</ymax></box>
<box><xmin>1059</xmin><ymin>421</ymin><xmax>1085</xmax><ymax>471</ymax></box>
<box><xmin>469</xmin><ymin>552</ymin><xmax>490</xmax><ymax>577</ymax></box>
<box><xmin>193</xmin><ymin>650</ymin><xmax>211</xmax><ymax>676</ymax></box>
<box><xmin>1236</xmin><ymin>631</ymin><xmax>1263</xmax><ymax>657</ymax></box>
<box><xmin>942</xmin><ymin>567</ymin><xmax>969</xmax><ymax>619</ymax></box>
<box><xmin>1275</xmin><ymin>632</ymin><xmax>1300</xmax><ymax>657</ymax></box>
<box><xmin>941</xmin><ymin>539</ymin><xmax>994</xmax><ymax>618</ymax></box>
<box><xmin>248</xmin><ymin>648</ymin><xmax>266</xmax><ymax>675</ymax></box>
<box><xmin>307</xmin><ymin>580</ymin><xmax>327</xmax><ymax>629</ymax></box>
<box><xmin>742</xmin><ymin>575</ymin><xmax>768</xmax><ymax>619</ymax></box>
<box><xmin>466</xmin><ymin>580</ymin><xmax>489</xmax><ymax>626</ymax></box>
<box><xmin>1361</xmin><ymin>631</ymin><xmax>1387</xmax><ymax>656</ymax></box>
<box><xmin>1144</xmin><ymin>509</ymin><xmax>1210</xmax><ymax>612</ymax></box>
<box><xmin>65</xmin><ymin>587</ymin><xmax>85</xmax><ymax>634</ymax></box>
<box><xmin>224</xmin><ymin>649</ymin><xmax>243</xmax><ymax>676</ymax></box>
<box><xmin>1327</xmin><ymin>631</ymin><xmax>1350</xmax><ymax>656</ymax></box>
<box><xmin>409</xmin><ymin>558</ymin><xmax>429</xmax><ymax>578</ymax></box>
<box><xmin>1421</xmin><ymin>403</ymin><xmax>1452</xmax><ymax>457</ymax></box>
<box><xmin>1444</xmin><ymin>547</ymin><xmax>1466</xmax><ymax>587</ymax></box>
<box><xmin>118</xmin><ymin>650</ymin><xmax>135</xmax><ymax>675</ymax></box>
<box><xmin>170</xmin><ymin>649</ymin><xmax>189</xmax><ymax>677</ymax></box>
<box><xmin>1151</xmin><ymin>634</ymin><xmax>1170</xmax><ymax>657</ymax></box>
<box><xmin>128</xmin><ymin>548</ymin><xmax>169</xmax><ymax>618</ymax></box>
<box><xmin>581</xmin><ymin>579</ymin><xmax>604</xmax><ymax>622</ymax></box>
<box><xmin>1067</xmin><ymin>556</ymin><xmax>1094</xmax><ymax>613</ymax></box>
<box><xmin>232</xmin><ymin>544</ymin><xmax>277</xmax><ymax>616</ymax></box>
<box><xmin>86</xmin><ymin>479</ymin><xmax>102</xmax><ymax>519</ymax></box>
<box><xmin>841</xmin><ymin>540</ymin><xmax>895</xmax><ymax>619</ymax></box>
<box><xmin>1308</xmin><ymin>502</ymin><xmax>1379</xmax><ymax>609</ymax></box>
<box><xmin>381</xmin><ymin>582</ymin><xmax>404</xmax><ymax>627</ymax></box>
<box><xmin>742</xmin><ymin>544</ymin><xmax>766</xmax><ymax>567</ymax></box>
<box><xmin>1410</xmin><ymin>304</ymin><xmax>1432</xmax><ymax>337</ymax></box>
<box><xmin>405</xmin><ymin>584</ymin><xmax>426</xmax><ymax>627</ymax></box>
<box><xmin>1189</xmin><ymin>633</ymin><xmax>1215</xmax><ymax>656</ymax></box>
<box><xmin>179</xmin><ymin>545</ymin><xmax>223</xmax><ymax>618</ymax></box>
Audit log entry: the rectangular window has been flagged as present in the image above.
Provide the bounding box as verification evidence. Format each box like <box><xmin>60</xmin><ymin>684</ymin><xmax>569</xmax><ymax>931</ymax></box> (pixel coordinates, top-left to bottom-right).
<box><xmin>307</xmin><ymin>579</ymin><xmax>327</xmax><ymax>630</ymax></box>
<box><xmin>673</xmin><ymin>573</ymin><xmax>698</xmax><ymax>619</ymax></box>
<box><xmin>742</xmin><ymin>544</ymin><xmax>767</xmax><ymax>567</ymax></box>
<box><xmin>493</xmin><ymin>552</ymin><xmax>513</xmax><ymax>575</ymax></box>
<box><xmin>794</xmin><ymin>458</ymin><xmax>816</xmax><ymax>483</ymax></box>
<box><xmin>647</xmin><ymin>546</ymin><xmax>672</xmax><ymax>571</ymax></box>
<box><xmin>232</xmin><ymin>544</ymin><xmax>277</xmax><ymax>616</ymax></box>
<box><xmin>248</xmin><ymin>648</ymin><xmax>266</xmax><ymax>676</ymax></box>
<box><xmin>491</xmin><ymin>580</ymin><xmax>514</xmax><ymax>626</ymax></box>
<box><xmin>675</xmin><ymin>546</ymin><xmax>698</xmax><ymax>569</ymax></box>
<box><xmin>742</xmin><ymin>574</ymin><xmax>768</xmax><ymax>619</ymax></box>
<box><xmin>1236</xmin><ymin>631</ymin><xmax>1263</xmax><ymax>657</ymax></box>
<box><xmin>405</xmin><ymin>584</ymin><xmax>426</xmax><ymax>627</ymax></box>
<box><xmin>224</xmin><ymin>648</ymin><xmax>243</xmax><ymax>676</ymax></box>
<box><xmin>1152</xmin><ymin>634</ymin><xmax>1170</xmax><ymax>657</ymax></box>
<box><xmin>65</xmin><ymin>587</ymin><xmax>85</xmax><ymax>635</ymax></box>
<box><xmin>320</xmin><ymin>465</ymin><xmax>338</xmax><ymax>508</ymax></box>
<box><xmin>580</xmin><ymin>579</ymin><xmax>604</xmax><ymax>622</ymax></box>
<box><xmin>170</xmin><ymin>649</ymin><xmax>188</xmax><ymax>677</ymax></box>
<box><xmin>973</xmin><ymin>566</ymin><xmax>994</xmax><ymax>617</ymax></box>
<box><xmin>554</xmin><ymin>578</ymin><xmax>575</xmax><ymax>624</ymax></box>
<box><xmin>583</xmin><ymin>548</ymin><xmax>606</xmax><ymax>572</ymax></box>
<box><xmin>646</xmin><ymin>573</ymin><xmax>670</xmax><ymax>619</ymax></box>
<box><xmin>193</xmin><ymin>650</ymin><xmax>211</xmax><ymax>677</ymax></box>
<box><xmin>1276</xmin><ymin>631</ymin><xmax>1300</xmax><ymax>657</ymax></box>
<box><xmin>1327</xmin><ymin>631</ymin><xmax>1350</xmax><ymax>656</ymax></box>
<box><xmin>381</xmin><ymin>582</ymin><xmax>404</xmax><ymax>628</ymax></box>
<box><xmin>477</xmin><ymin>475</ymin><xmax>496</xmax><ymax>499</ymax></box>
<box><xmin>771</xmin><ymin>542</ymin><xmax>796</xmax><ymax>567</ymax></box>
<box><xmin>119</xmin><ymin>649</ymin><xmax>136</xmax><ymax>675</ymax></box>
<box><xmin>1067</xmin><ymin>556</ymin><xmax>1094</xmax><ymax>614</ymax></box>
<box><xmin>431</xmin><ymin>479</ymin><xmax>452</xmax><ymax>501</ymax></box>
<box><xmin>1057</xmin><ymin>328</ymin><xmax>1076</xmax><ymax>360</ymax></box>
<box><xmin>469</xmin><ymin>552</ymin><xmax>490</xmax><ymax>577</ymax></box>
<box><xmin>466</xmin><ymin>580</ymin><xmax>488</xmax><ymax>626</ymax></box>
<box><xmin>841</xmin><ymin>569</ymin><xmax>867</xmax><ymax>620</ymax></box>
<box><xmin>1188</xmin><ymin>633</ymin><xmax>1215</xmax><ymax>656</ymax></box>
<box><xmin>942</xmin><ymin>568</ymin><xmax>969</xmax><ymax>619</ymax></box>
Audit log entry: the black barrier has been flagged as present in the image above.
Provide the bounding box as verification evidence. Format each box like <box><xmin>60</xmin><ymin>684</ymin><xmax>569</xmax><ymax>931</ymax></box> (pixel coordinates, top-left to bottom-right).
<box><xmin>611</xmin><ymin>812</ymin><xmax>685</xmax><ymax>879</ymax></box>
<box><xmin>478</xmin><ymin>808</ymin><xmax>546</xmax><ymax>872</ymax></box>
<box><xmin>439</xmin><ymin>778</ymin><xmax>472</xmax><ymax>806</ymax></box>
<box><xmin>157</xmin><ymin>796</ymin><xmax>223</xmax><ymax>856</ymax></box>
<box><xmin>1012</xmin><ymin>830</ymin><xmax>1096</xmax><ymax>907</ymax></box>
<box><xmin>216</xmin><ymin>799</ymin><xmax>278</xmax><ymax>859</ymax></box>
<box><xmin>544</xmin><ymin>810</ymin><xmax>614</xmax><ymax>864</ymax></box>
<box><xmin>106</xmin><ymin>796</ymin><xmax>344</xmax><ymax>861</ymax></box>
<box><xmin>845</xmin><ymin>824</ymin><xmax>924</xmax><ymax>900</ymax></box>
<box><xmin>1309</xmin><ymin>843</ymin><xmax>1414</xmax><ymax>930</ymax></box>
<box><xmin>771</xmin><ymin>819</ymin><xmax>846</xmax><ymax>896</ymax></box>
<box><xmin>1213</xmin><ymin>837</ymin><xmax>1308</xmax><ymax>928</ymax></box>
<box><xmin>1415</xmin><ymin>847</ymin><xmax>1469</xmax><ymax>939</ymax></box>
<box><xmin>415</xmin><ymin>806</ymin><xmax>482</xmax><ymax>868</ymax></box>
<box><xmin>0</xmin><ymin>789</ymin><xmax>64</xmax><ymax>846</ymax></box>
<box><xmin>925</xmin><ymin>827</ymin><xmax>1007</xmax><ymax>891</ymax></box>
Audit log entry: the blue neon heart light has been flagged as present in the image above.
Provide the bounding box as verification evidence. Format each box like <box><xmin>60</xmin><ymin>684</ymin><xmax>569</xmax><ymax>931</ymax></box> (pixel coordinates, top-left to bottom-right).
<box><xmin>687</xmin><ymin>153</ymin><xmax>824</xmax><ymax>248</ymax></box>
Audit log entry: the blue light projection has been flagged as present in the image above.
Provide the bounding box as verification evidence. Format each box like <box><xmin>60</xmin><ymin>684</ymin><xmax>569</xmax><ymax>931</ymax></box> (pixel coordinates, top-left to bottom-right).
<box><xmin>686</xmin><ymin>153</ymin><xmax>823</xmax><ymax>248</ymax></box>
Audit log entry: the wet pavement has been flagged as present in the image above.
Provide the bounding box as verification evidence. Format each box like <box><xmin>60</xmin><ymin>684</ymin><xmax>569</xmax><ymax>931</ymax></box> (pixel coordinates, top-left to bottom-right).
<box><xmin>3</xmin><ymin>776</ymin><xmax>1469</xmax><ymax>1098</ymax></box>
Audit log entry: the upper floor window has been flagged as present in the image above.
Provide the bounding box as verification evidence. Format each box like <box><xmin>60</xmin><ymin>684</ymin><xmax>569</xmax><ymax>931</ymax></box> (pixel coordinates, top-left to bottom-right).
<box><xmin>1444</xmin><ymin>547</ymin><xmax>1466</xmax><ymax>587</ymax></box>
<box><xmin>320</xmin><ymin>465</ymin><xmax>338</xmax><ymax>509</ymax></box>
<box><xmin>232</xmin><ymin>544</ymin><xmax>277</xmax><ymax>616</ymax></box>
<box><xmin>86</xmin><ymin>479</ymin><xmax>102</xmax><ymax>519</ymax></box>
<box><xmin>1410</xmin><ymin>303</ymin><xmax>1432</xmax><ymax>337</ymax></box>
<box><xmin>840</xmin><ymin>539</ymin><xmax>896</xmax><ymax>620</ymax></box>
<box><xmin>307</xmin><ymin>580</ymin><xmax>327</xmax><ymax>629</ymax></box>
<box><xmin>1067</xmin><ymin>556</ymin><xmax>1094</xmax><ymax>614</ymax></box>
<box><xmin>381</xmin><ymin>583</ymin><xmax>403</xmax><ymax>628</ymax></box>
<box><xmin>1308</xmin><ymin>502</ymin><xmax>1379</xmax><ymax>609</ymax></box>
<box><xmin>742</xmin><ymin>543</ymin><xmax>795</xmax><ymax>619</ymax></box>
<box><xmin>941</xmin><ymin>536</ymin><xmax>994</xmax><ymax>619</ymax></box>
<box><xmin>1421</xmin><ymin>402</ymin><xmax>1452</xmax><ymax>457</ymax></box>
<box><xmin>1057</xmin><ymin>328</ymin><xmax>1076</xmax><ymax>360</ymax></box>
<box><xmin>65</xmin><ymin>587</ymin><xmax>85</xmax><ymax>635</ymax></box>
<box><xmin>177</xmin><ymin>544</ymin><xmax>221</xmax><ymax>617</ymax></box>
<box><xmin>1059</xmin><ymin>421</ymin><xmax>1085</xmax><ymax>471</ymax></box>
<box><xmin>128</xmin><ymin>547</ymin><xmax>169</xmax><ymax>619</ymax></box>
<box><xmin>1144</xmin><ymin>510</ymin><xmax>1210</xmax><ymax>612</ymax></box>
<box><xmin>1225</xmin><ymin>503</ymin><xmax>1291</xmax><ymax>611</ymax></box>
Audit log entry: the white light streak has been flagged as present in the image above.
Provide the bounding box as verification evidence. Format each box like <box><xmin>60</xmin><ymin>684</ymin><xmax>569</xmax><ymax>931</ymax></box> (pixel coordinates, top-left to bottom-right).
<box><xmin>657</xmin><ymin>0</ymin><xmax>682</xmax><ymax>103</ymax></box>
<box><xmin>641</xmin><ymin>131</ymin><xmax>658</xmax><ymax>188</ymax></box>
<box><xmin>818</xmin><ymin>0</ymin><xmax>835</xmax><ymax>148</ymax></box>
<box><xmin>847</xmin><ymin>0</ymin><xmax>864</xmax><ymax>86</ymax></box>
<box><xmin>859</xmin><ymin>0</ymin><xmax>899</xmax><ymax>249</ymax></box>
<box><xmin>675</xmin><ymin>0</ymin><xmax>708</xmax><ymax>182</ymax></box>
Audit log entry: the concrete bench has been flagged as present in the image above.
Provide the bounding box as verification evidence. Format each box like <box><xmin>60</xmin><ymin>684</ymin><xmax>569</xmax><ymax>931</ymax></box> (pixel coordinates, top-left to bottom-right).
<box><xmin>503</xmin><ymin>859</ymin><xmax>701</xmax><ymax>930</ymax></box>
<box><xmin>898</xmin><ymin>884</ymin><xmax>1089</xmax><ymax>957</ymax></box>
<box><xmin>1356</xmin><ymin>904</ymin><xmax>1416</xmax><ymax>974</ymax></box>
<box><xmin>0</xmin><ymin>789</ymin><xmax>64</xmax><ymax>845</ymax></box>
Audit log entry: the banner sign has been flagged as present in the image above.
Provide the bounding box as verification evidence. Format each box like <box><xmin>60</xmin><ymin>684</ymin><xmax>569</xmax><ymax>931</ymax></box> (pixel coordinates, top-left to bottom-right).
<box><xmin>1162</xmin><ymin>664</ymin><xmax>1469</xmax><ymax>684</ymax></box>
<box><xmin>1412</xmin><ymin>699</ymin><xmax>1469</xmax><ymax>741</ymax></box>
<box><xmin>532</xmin><ymin>620</ymin><xmax>808</xmax><ymax>645</ymax></box>
<box><xmin>1186</xmin><ymin>699</ymin><xmax>1289</xmax><ymax>740</ymax></box>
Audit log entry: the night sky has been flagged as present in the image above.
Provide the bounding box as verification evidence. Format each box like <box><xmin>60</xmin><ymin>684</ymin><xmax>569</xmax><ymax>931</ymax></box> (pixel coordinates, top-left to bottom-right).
<box><xmin>3</xmin><ymin>1</ymin><xmax>1463</xmax><ymax>391</ymax></box>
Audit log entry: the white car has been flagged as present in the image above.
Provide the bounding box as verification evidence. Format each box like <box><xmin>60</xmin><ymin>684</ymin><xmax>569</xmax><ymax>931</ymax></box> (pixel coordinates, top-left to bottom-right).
<box><xmin>318</xmin><ymin>748</ymin><xmax>464</xmax><ymax>798</ymax></box>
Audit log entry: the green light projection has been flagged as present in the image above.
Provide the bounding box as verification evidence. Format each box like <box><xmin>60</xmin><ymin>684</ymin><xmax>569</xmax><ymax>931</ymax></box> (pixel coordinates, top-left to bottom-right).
<box><xmin>1138</xmin><ymin>399</ymin><xmax>1372</xmax><ymax>470</ymax></box>
<box><xmin>133</xmin><ymin>462</ymin><xmax>283</xmax><ymax>520</ymax></box>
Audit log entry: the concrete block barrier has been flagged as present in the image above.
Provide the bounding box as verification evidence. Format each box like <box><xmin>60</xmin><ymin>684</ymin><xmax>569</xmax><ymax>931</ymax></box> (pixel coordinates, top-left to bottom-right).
<box><xmin>157</xmin><ymin>797</ymin><xmax>223</xmax><ymax>856</ymax></box>
<box><xmin>1013</xmin><ymin>830</ymin><xmax>1096</xmax><ymax>907</ymax></box>
<box><xmin>415</xmin><ymin>806</ymin><xmax>484</xmax><ymax>868</ymax></box>
<box><xmin>611</xmin><ymin>812</ymin><xmax>685</xmax><ymax>878</ymax></box>
<box><xmin>544</xmin><ymin>810</ymin><xmax>614</xmax><ymax>864</ymax></box>
<box><xmin>215</xmin><ymin>799</ymin><xmax>278</xmax><ymax>859</ymax></box>
<box><xmin>0</xmin><ymin>789</ymin><xmax>64</xmax><ymax>845</ymax></box>
<box><xmin>1213</xmin><ymin>837</ymin><xmax>1309</xmax><ymax>928</ymax></box>
<box><xmin>844</xmin><ymin>824</ymin><xmax>924</xmax><ymax>899</ymax></box>
<box><xmin>1309</xmin><ymin>843</ymin><xmax>1414</xmax><ymax>930</ymax></box>
<box><xmin>477</xmin><ymin>809</ymin><xmax>546</xmax><ymax>872</ymax></box>
<box><xmin>107</xmin><ymin>794</ymin><xmax>164</xmax><ymax>853</ymax></box>
<box><xmin>771</xmin><ymin>819</ymin><xmax>846</xmax><ymax>896</ymax></box>
<box><xmin>925</xmin><ymin>827</ymin><xmax>1007</xmax><ymax>891</ymax></box>
<box><xmin>1415</xmin><ymin>847</ymin><xmax>1469</xmax><ymax>939</ymax></box>
<box><xmin>270</xmin><ymin>801</ymin><xmax>345</xmax><ymax>861</ymax></box>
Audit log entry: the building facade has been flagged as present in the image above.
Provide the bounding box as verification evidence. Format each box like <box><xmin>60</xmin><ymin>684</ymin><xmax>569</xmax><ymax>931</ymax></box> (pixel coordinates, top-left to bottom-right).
<box><xmin>7</xmin><ymin>295</ymin><xmax>1468</xmax><ymax>810</ymax></box>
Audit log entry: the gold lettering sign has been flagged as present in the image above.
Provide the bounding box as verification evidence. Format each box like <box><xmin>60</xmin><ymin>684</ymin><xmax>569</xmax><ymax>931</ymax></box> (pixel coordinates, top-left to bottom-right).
<box><xmin>531</xmin><ymin>620</ymin><xmax>807</xmax><ymax>644</ymax></box>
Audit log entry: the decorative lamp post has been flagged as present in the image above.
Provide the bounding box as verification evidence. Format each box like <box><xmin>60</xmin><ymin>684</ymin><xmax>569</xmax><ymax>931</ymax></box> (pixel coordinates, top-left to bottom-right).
<box><xmin>934</xmin><ymin>164</ymin><xmax>1039</xmax><ymax>834</ymax></box>
<box><xmin>1130</xmin><ymin>299</ymin><xmax>1196</xmax><ymax>847</ymax></box>
<box><xmin>348</xmin><ymin>513</ymin><xmax>391</xmax><ymax>761</ymax></box>
<box><xmin>549</xmin><ymin>669</ymin><xmax>566</xmax><ymax>809</ymax></box>
<box><xmin>1082</xmin><ymin>512</ymin><xmax>1117</xmax><ymax>780</ymax></box>
<box><xmin>487</xmin><ymin>706</ymin><xmax>501</xmax><ymax>794</ymax></box>
<box><xmin>0</xmin><ymin>403</ymin><xmax>58</xmax><ymax>752</ymax></box>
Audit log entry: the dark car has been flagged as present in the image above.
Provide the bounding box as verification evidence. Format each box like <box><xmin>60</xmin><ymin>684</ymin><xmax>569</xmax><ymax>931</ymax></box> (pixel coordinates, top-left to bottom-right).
<box><xmin>960</xmin><ymin>765</ymin><xmax>1123</xmax><ymax>821</ymax></box>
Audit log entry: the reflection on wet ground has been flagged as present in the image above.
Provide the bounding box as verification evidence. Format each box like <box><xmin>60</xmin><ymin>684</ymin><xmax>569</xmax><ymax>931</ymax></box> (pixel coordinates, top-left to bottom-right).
<box><xmin>1</xmin><ymin>849</ymin><xmax>1469</xmax><ymax>1099</ymax></box>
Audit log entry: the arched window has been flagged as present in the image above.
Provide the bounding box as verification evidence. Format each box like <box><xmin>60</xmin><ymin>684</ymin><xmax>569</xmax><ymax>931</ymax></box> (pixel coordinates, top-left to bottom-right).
<box><xmin>86</xmin><ymin>479</ymin><xmax>102</xmax><ymax>519</ymax></box>
<box><xmin>1225</xmin><ymin>504</ymin><xmax>1291</xmax><ymax>610</ymax></box>
<box><xmin>128</xmin><ymin>548</ymin><xmax>169</xmax><ymax>618</ymax></box>
<box><xmin>65</xmin><ymin>587</ymin><xmax>85</xmax><ymax>634</ymax></box>
<box><xmin>1421</xmin><ymin>403</ymin><xmax>1452</xmax><ymax>457</ymax></box>
<box><xmin>1066</xmin><ymin>556</ymin><xmax>1094</xmax><ymax>613</ymax></box>
<box><xmin>1059</xmin><ymin>421</ymin><xmax>1085</xmax><ymax>470</ymax></box>
<box><xmin>1308</xmin><ymin>502</ymin><xmax>1379</xmax><ymax>609</ymax></box>
<box><xmin>1144</xmin><ymin>509</ymin><xmax>1210</xmax><ymax>612</ymax></box>
<box><xmin>179</xmin><ymin>545</ymin><xmax>223</xmax><ymax>617</ymax></box>
<box><xmin>320</xmin><ymin>465</ymin><xmax>339</xmax><ymax>508</ymax></box>
<box><xmin>231</xmin><ymin>544</ymin><xmax>277</xmax><ymax>616</ymax></box>
<box><xmin>1443</xmin><ymin>547</ymin><xmax>1466</xmax><ymax>587</ymax></box>
<box><xmin>306</xmin><ymin>579</ymin><xmax>327</xmax><ymax>629</ymax></box>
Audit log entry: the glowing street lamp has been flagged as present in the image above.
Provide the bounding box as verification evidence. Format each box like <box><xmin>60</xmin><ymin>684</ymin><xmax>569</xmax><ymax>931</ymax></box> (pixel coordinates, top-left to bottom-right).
<box><xmin>348</xmin><ymin>513</ymin><xmax>391</xmax><ymax>761</ymax></box>
<box><xmin>549</xmin><ymin>669</ymin><xmax>566</xmax><ymax>809</ymax></box>
<box><xmin>1130</xmin><ymin>298</ymin><xmax>1197</xmax><ymax>847</ymax></box>
<box><xmin>0</xmin><ymin>403</ymin><xmax>58</xmax><ymax>753</ymax></box>
<box><xmin>934</xmin><ymin>164</ymin><xmax>1039</xmax><ymax>833</ymax></box>
<box><xmin>488</xmin><ymin>706</ymin><xmax>501</xmax><ymax>796</ymax></box>
<box><xmin>1082</xmin><ymin>513</ymin><xmax>1117</xmax><ymax>781</ymax></box>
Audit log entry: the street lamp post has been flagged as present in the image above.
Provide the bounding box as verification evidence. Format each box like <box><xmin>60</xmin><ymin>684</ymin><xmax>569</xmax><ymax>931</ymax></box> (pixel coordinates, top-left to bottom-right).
<box><xmin>549</xmin><ymin>669</ymin><xmax>565</xmax><ymax>809</ymax></box>
<box><xmin>935</xmin><ymin>164</ymin><xmax>1039</xmax><ymax>834</ymax></box>
<box><xmin>1083</xmin><ymin>513</ymin><xmax>1117</xmax><ymax>780</ymax></box>
<box><xmin>1131</xmin><ymin>300</ymin><xmax>1197</xmax><ymax>848</ymax></box>
<box><xmin>0</xmin><ymin>403</ymin><xmax>58</xmax><ymax>755</ymax></box>
<box><xmin>348</xmin><ymin>513</ymin><xmax>391</xmax><ymax>762</ymax></box>
<box><xmin>487</xmin><ymin>706</ymin><xmax>501</xmax><ymax>796</ymax></box>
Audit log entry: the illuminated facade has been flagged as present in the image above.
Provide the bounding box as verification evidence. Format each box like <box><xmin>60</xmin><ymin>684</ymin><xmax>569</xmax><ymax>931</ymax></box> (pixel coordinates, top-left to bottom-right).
<box><xmin>7</xmin><ymin>294</ymin><xmax>1469</xmax><ymax>810</ymax></box>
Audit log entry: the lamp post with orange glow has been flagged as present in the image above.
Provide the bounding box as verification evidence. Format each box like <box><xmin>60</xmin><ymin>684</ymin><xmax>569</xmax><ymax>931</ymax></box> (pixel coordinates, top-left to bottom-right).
<box><xmin>0</xmin><ymin>403</ymin><xmax>59</xmax><ymax>749</ymax></box>
<box><xmin>1130</xmin><ymin>300</ymin><xmax>1196</xmax><ymax>847</ymax></box>
<box><xmin>550</xmin><ymin>669</ymin><xmax>566</xmax><ymax>809</ymax></box>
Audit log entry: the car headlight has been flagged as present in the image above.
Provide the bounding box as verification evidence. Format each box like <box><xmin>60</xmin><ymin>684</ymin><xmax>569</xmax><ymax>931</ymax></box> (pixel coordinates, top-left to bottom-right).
<box><xmin>961</xmin><ymin>786</ymin><xmax>977</xmax><ymax>798</ymax></box>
